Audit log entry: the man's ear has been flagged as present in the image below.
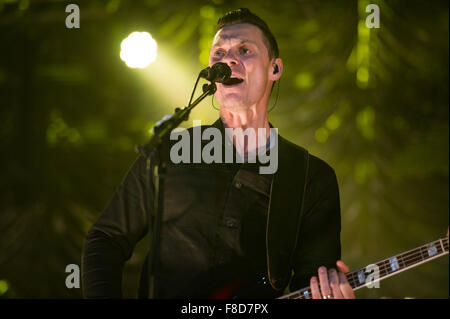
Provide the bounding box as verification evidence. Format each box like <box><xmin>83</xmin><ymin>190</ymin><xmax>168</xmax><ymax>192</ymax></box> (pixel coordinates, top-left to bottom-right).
<box><xmin>270</xmin><ymin>58</ymin><xmax>283</xmax><ymax>81</ymax></box>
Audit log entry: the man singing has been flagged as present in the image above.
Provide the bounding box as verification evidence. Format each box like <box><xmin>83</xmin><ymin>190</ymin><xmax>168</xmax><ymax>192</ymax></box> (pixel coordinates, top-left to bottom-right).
<box><xmin>82</xmin><ymin>8</ymin><xmax>355</xmax><ymax>300</ymax></box>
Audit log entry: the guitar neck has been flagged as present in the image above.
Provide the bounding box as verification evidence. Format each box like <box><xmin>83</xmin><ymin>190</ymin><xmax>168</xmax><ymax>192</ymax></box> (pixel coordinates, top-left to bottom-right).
<box><xmin>279</xmin><ymin>236</ymin><xmax>449</xmax><ymax>299</ymax></box>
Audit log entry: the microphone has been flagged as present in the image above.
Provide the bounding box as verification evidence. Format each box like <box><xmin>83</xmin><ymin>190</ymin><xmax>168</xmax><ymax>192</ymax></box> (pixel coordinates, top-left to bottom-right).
<box><xmin>199</xmin><ymin>62</ymin><xmax>231</xmax><ymax>83</ymax></box>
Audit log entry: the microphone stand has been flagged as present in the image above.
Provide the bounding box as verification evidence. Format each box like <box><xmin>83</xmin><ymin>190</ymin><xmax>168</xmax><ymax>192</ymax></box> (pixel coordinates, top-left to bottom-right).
<box><xmin>137</xmin><ymin>82</ymin><xmax>217</xmax><ymax>299</ymax></box>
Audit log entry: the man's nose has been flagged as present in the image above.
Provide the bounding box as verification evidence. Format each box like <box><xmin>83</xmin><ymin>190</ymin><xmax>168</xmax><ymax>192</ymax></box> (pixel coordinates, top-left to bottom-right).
<box><xmin>221</xmin><ymin>51</ymin><xmax>238</xmax><ymax>67</ymax></box>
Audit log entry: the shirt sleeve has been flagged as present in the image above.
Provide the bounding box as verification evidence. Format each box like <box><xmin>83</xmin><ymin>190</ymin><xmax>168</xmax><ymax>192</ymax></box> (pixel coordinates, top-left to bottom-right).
<box><xmin>289</xmin><ymin>155</ymin><xmax>342</xmax><ymax>292</ymax></box>
<box><xmin>82</xmin><ymin>153</ymin><xmax>153</xmax><ymax>298</ymax></box>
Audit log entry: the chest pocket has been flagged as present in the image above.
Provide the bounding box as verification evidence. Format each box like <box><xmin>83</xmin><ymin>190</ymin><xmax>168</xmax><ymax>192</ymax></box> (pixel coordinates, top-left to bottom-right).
<box><xmin>162</xmin><ymin>164</ymin><xmax>231</xmax><ymax>222</ymax></box>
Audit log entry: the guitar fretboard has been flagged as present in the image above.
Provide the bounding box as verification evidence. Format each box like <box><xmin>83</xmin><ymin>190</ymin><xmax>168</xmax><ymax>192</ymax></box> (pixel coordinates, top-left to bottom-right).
<box><xmin>279</xmin><ymin>236</ymin><xmax>449</xmax><ymax>299</ymax></box>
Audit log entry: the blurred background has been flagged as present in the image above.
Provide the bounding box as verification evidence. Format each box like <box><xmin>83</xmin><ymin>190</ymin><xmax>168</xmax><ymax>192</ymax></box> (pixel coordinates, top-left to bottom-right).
<box><xmin>0</xmin><ymin>0</ymin><xmax>448</xmax><ymax>299</ymax></box>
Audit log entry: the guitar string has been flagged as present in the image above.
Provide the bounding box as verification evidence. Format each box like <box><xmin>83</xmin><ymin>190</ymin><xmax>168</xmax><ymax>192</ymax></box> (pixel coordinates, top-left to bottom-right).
<box><xmin>373</xmin><ymin>239</ymin><xmax>448</xmax><ymax>277</ymax></box>
<box><xmin>351</xmin><ymin>238</ymin><xmax>448</xmax><ymax>279</ymax></box>
<box><xmin>344</xmin><ymin>239</ymin><xmax>448</xmax><ymax>296</ymax></box>
<box><xmin>348</xmin><ymin>240</ymin><xmax>448</xmax><ymax>287</ymax></box>
<box><xmin>285</xmin><ymin>239</ymin><xmax>449</xmax><ymax>299</ymax></box>
<box><xmin>283</xmin><ymin>238</ymin><xmax>449</xmax><ymax>299</ymax></box>
<box><xmin>286</xmin><ymin>247</ymin><xmax>448</xmax><ymax>299</ymax></box>
<box><xmin>341</xmin><ymin>240</ymin><xmax>445</xmax><ymax>289</ymax></box>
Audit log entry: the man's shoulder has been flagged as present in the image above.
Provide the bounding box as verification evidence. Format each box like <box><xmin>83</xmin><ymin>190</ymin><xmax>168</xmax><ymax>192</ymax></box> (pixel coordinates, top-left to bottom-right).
<box><xmin>278</xmin><ymin>134</ymin><xmax>307</xmax><ymax>155</ymax></box>
<box><xmin>278</xmin><ymin>135</ymin><xmax>336</xmax><ymax>177</ymax></box>
<box><xmin>308</xmin><ymin>154</ymin><xmax>336</xmax><ymax>180</ymax></box>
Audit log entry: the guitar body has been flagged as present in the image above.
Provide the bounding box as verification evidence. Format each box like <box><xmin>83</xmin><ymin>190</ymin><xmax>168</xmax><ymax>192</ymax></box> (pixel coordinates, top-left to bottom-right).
<box><xmin>198</xmin><ymin>259</ymin><xmax>281</xmax><ymax>299</ymax></box>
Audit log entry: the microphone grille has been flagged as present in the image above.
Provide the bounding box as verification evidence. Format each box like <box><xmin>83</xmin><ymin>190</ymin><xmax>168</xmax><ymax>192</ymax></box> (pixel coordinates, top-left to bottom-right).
<box><xmin>213</xmin><ymin>62</ymin><xmax>231</xmax><ymax>82</ymax></box>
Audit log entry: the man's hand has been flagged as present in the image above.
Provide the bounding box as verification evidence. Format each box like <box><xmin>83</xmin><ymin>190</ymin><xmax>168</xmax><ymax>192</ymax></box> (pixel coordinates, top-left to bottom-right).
<box><xmin>309</xmin><ymin>260</ymin><xmax>355</xmax><ymax>299</ymax></box>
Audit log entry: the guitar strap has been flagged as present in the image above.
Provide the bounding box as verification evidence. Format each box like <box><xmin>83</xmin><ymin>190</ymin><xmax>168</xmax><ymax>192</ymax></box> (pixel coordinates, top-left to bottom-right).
<box><xmin>265</xmin><ymin>135</ymin><xmax>309</xmax><ymax>291</ymax></box>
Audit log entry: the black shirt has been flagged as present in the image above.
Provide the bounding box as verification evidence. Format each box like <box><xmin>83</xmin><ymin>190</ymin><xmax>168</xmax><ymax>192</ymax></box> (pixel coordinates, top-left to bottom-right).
<box><xmin>82</xmin><ymin>119</ymin><xmax>341</xmax><ymax>298</ymax></box>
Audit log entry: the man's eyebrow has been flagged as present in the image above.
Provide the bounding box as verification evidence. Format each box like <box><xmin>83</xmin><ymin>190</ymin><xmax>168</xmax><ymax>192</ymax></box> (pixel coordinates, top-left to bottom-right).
<box><xmin>212</xmin><ymin>36</ymin><xmax>257</xmax><ymax>47</ymax></box>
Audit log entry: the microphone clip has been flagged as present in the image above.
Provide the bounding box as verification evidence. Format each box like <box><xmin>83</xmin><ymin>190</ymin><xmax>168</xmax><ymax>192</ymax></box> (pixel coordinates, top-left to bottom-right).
<box><xmin>202</xmin><ymin>83</ymin><xmax>216</xmax><ymax>95</ymax></box>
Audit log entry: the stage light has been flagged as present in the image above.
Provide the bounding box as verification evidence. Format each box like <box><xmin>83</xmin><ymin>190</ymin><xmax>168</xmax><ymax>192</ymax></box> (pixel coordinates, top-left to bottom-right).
<box><xmin>120</xmin><ymin>31</ymin><xmax>157</xmax><ymax>68</ymax></box>
<box><xmin>0</xmin><ymin>280</ymin><xmax>8</xmax><ymax>296</ymax></box>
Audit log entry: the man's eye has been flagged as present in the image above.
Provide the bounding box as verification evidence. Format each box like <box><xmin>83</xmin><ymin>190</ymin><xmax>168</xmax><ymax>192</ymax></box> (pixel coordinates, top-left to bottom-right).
<box><xmin>214</xmin><ymin>50</ymin><xmax>224</xmax><ymax>57</ymax></box>
<box><xmin>239</xmin><ymin>47</ymin><xmax>250</xmax><ymax>54</ymax></box>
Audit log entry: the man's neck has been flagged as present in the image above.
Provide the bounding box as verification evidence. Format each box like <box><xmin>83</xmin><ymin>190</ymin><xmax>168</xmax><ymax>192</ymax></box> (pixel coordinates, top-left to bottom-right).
<box><xmin>220</xmin><ymin>104</ymin><xmax>269</xmax><ymax>130</ymax></box>
<box><xmin>219</xmin><ymin>104</ymin><xmax>271</xmax><ymax>156</ymax></box>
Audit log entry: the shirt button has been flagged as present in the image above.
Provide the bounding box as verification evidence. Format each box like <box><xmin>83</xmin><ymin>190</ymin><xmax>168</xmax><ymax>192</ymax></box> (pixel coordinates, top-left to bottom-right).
<box><xmin>225</xmin><ymin>219</ymin><xmax>235</xmax><ymax>228</ymax></box>
<box><xmin>258</xmin><ymin>276</ymin><xmax>269</xmax><ymax>286</ymax></box>
<box><xmin>235</xmin><ymin>181</ymin><xmax>242</xmax><ymax>189</ymax></box>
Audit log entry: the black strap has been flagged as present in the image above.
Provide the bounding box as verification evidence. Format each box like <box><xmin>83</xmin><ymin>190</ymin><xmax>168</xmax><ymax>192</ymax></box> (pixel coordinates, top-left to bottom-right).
<box><xmin>266</xmin><ymin>136</ymin><xmax>309</xmax><ymax>291</ymax></box>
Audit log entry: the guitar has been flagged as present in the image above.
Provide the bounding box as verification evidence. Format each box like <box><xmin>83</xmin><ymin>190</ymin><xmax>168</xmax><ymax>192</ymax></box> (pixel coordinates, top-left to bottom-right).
<box><xmin>278</xmin><ymin>233</ymin><xmax>449</xmax><ymax>299</ymax></box>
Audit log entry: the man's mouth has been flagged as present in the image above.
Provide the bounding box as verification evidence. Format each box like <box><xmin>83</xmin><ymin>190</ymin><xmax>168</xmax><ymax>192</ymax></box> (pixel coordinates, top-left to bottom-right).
<box><xmin>223</xmin><ymin>77</ymin><xmax>244</xmax><ymax>86</ymax></box>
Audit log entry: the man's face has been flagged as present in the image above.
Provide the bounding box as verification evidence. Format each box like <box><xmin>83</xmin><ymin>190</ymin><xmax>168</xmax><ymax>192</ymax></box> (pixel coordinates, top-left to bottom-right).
<box><xmin>209</xmin><ymin>23</ymin><xmax>275</xmax><ymax>112</ymax></box>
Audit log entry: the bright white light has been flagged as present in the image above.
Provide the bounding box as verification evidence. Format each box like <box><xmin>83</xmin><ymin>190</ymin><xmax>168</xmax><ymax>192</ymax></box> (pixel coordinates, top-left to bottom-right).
<box><xmin>120</xmin><ymin>31</ymin><xmax>157</xmax><ymax>68</ymax></box>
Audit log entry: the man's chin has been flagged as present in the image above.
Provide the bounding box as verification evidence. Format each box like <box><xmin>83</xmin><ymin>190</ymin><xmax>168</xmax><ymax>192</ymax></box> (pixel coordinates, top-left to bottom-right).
<box><xmin>217</xmin><ymin>94</ymin><xmax>248</xmax><ymax>109</ymax></box>
<box><xmin>220</xmin><ymin>100</ymin><xmax>249</xmax><ymax>112</ymax></box>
